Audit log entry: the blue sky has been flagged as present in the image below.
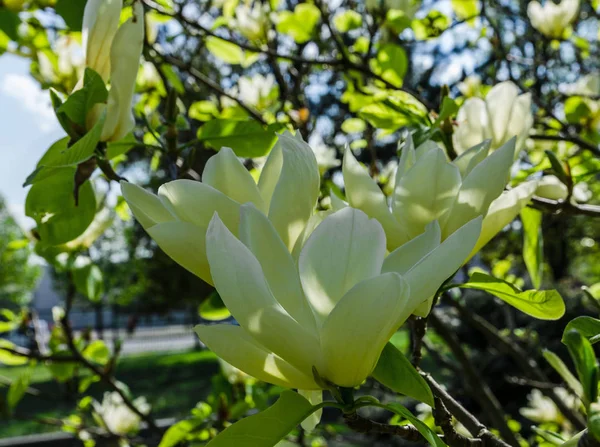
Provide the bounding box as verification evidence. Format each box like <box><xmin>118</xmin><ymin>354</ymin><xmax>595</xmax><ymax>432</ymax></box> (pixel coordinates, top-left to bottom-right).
<box><xmin>0</xmin><ymin>54</ymin><xmax>64</xmax><ymax>227</ymax></box>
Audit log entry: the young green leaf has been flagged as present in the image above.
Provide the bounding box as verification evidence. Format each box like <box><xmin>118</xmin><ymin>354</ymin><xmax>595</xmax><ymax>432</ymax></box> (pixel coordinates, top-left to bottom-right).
<box><xmin>458</xmin><ymin>272</ymin><xmax>565</xmax><ymax>320</ymax></box>
<box><xmin>58</xmin><ymin>68</ymin><xmax>108</xmax><ymax>127</ymax></box>
<box><xmin>563</xmin><ymin>330</ymin><xmax>598</xmax><ymax>407</ymax></box>
<box><xmin>82</xmin><ymin>340</ymin><xmax>110</xmax><ymax>366</ymax></box>
<box><xmin>372</xmin><ymin>342</ymin><xmax>434</xmax><ymax>406</ymax></box>
<box><xmin>206</xmin><ymin>391</ymin><xmax>317</xmax><ymax>446</ymax></box>
<box><xmin>7</xmin><ymin>370</ymin><xmax>31</xmax><ymax>414</ymax></box>
<box><xmin>73</xmin><ymin>263</ymin><xmax>104</xmax><ymax>302</ymax></box>
<box><xmin>563</xmin><ymin>317</ymin><xmax>600</xmax><ymax>345</ymax></box>
<box><xmin>520</xmin><ymin>207</ymin><xmax>543</xmax><ymax>288</ymax></box>
<box><xmin>542</xmin><ymin>349</ymin><xmax>583</xmax><ymax>397</ymax></box>
<box><xmin>544</xmin><ymin>150</ymin><xmax>570</xmax><ymax>186</ymax></box>
<box><xmin>159</xmin><ymin>418</ymin><xmax>206</xmax><ymax>447</ymax></box>
<box><xmin>0</xmin><ymin>340</ymin><xmax>29</xmax><ymax>366</ymax></box>
<box><xmin>380</xmin><ymin>402</ymin><xmax>447</xmax><ymax>447</ymax></box>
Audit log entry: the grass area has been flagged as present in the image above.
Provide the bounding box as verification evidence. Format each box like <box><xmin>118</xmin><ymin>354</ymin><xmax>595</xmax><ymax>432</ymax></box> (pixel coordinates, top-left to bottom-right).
<box><xmin>0</xmin><ymin>349</ymin><xmax>219</xmax><ymax>438</ymax></box>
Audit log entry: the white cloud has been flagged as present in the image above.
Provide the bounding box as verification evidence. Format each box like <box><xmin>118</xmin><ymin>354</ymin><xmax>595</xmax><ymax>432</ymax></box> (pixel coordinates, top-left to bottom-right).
<box><xmin>0</xmin><ymin>74</ymin><xmax>58</xmax><ymax>133</ymax></box>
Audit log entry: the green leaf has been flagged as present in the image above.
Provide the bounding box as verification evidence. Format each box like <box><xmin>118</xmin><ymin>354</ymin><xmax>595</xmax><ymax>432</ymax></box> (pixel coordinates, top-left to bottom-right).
<box><xmin>563</xmin><ymin>330</ymin><xmax>598</xmax><ymax>407</ymax></box>
<box><xmin>542</xmin><ymin>349</ymin><xmax>583</xmax><ymax>397</ymax></box>
<box><xmin>341</xmin><ymin>118</ymin><xmax>366</xmax><ymax>134</ymax></box>
<box><xmin>0</xmin><ymin>340</ymin><xmax>28</xmax><ymax>366</ymax></box>
<box><xmin>563</xmin><ymin>317</ymin><xmax>600</xmax><ymax>345</ymax></box>
<box><xmin>589</xmin><ymin>409</ymin><xmax>600</xmax><ymax>442</ymax></box>
<box><xmin>206</xmin><ymin>36</ymin><xmax>245</xmax><ymax>64</ymax></box>
<box><xmin>159</xmin><ymin>419</ymin><xmax>205</xmax><ymax>447</ymax></box>
<box><xmin>24</xmin><ymin>138</ymin><xmax>70</xmax><ymax>186</ymax></box>
<box><xmin>25</xmin><ymin>168</ymin><xmax>97</xmax><ymax>246</ymax></box>
<box><xmin>197</xmin><ymin>119</ymin><xmax>282</xmax><ymax>158</ymax></box>
<box><xmin>451</xmin><ymin>0</ymin><xmax>479</xmax><ymax>19</ymax></box>
<box><xmin>333</xmin><ymin>10</ymin><xmax>362</xmax><ymax>32</ymax></box>
<box><xmin>0</xmin><ymin>308</ymin><xmax>17</xmax><ymax>333</ymax></box>
<box><xmin>372</xmin><ymin>342</ymin><xmax>434</xmax><ymax>406</ymax></box>
<box><xmin>198</xmin><ymin>292</ymin><xmax>231</xmax><ymax>321</ymax></box>
<box><xmin>206</xmin><ymin>390</ymin><xmax>317</xmax><ymax>446</ymax></box>
<box><xmin>385</xmin><ymin>9</ymin><xmax>412</xmax><ymax>34</ymax></box>
<box><xmin>106</xmin><ymin>133</ymin><xmax>138</xmax><ymax>160</ymax></box>
<box><xmin>433</xmin><ymin>96</ymin><xmax>459</xmax><ymax>127</ymax></box>
<box><xmin>359</xmin><ymin>103</ymin><xmax>407</xmax><ymax>131</ymax></box>
<box><xmin>58</xmin><ymin>68</ymin><xmax>108</xmax><ymax>127</ymax></box>
<box><xmin>412</xmin><ymin>10</ymin><xmax>450</xmax><ymax>40</ymax></box>
<box><xmin>458</xmin><ymin>272</ymin><xmax>565</xmax><ymax>320</ymax></box>
<box><xmin>276</xmin><ymin>4</ymin><xmax>321</xmax><ymax>43</ymax></box>
<box><xmin>544</xmin><ymin>150</ymin><xmax>570</xmax><ymax>186</ymax></box>
<box><xmin>73</xmin><ymin>263</ymin><xmax>104</xmax><ymax>302</ymax></box>
<box><xmin>160</xmin><ymin>64</ymin><xmax>185</xmax><ymax>94</ymax></box>
<box><xmin>7</xmin><ymin>370</ymin><xmax>31</xmax><ymax>414</ymax></box>
<box><xmin>0</xmin><ymin>9</ymin><xmax>20</xmax><ymax>41</ymax></box>
<box><xmin>82</xmin><ymin>340</ymin><xmax>110</xmax><ymax>365</ymax></box>
<box><xmin>47</xmin><ymin>350</ymin><xmax>77</xmax><ymax>382</ymax></box>
<box><xmin>370</xmin><ymin>43</ymin><xmax>407</xmax><ymax>88</ymax></box>
<box><xmin>521</xmin><ymin>207</ymin><xmax>543</xmax><ymax>289</ymax></box>
<box><xmin>189</xmin><ymin>100</ymin><xmax>219</xmax><ymax>122</ymax></box>
<box><xmin>55</xmin><ymin>0</ymin><xmax>87</xmax><ymax>31</ymax></box>
<box><xmin>382</xmin><ymin>403</ymin><xmax>447</xmax><ymax>447</ymax></box>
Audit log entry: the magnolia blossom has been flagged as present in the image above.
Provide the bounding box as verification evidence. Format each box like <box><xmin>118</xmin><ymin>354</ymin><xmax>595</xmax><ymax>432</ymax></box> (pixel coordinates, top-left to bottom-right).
<box><xmin>121</xmin><ymin>132</ymin><xmax>320</xmax><ymax>285</ymax></box>
<box><xmin>527</xmin><ymin>0</ymin><xmax>579</xmax><ymax>39</ymax></box>
<box><xmin>195</xmin><ymin>205</ymin><xmax>480</xmax><ymax>410</ymax></box>
<box><xmin>564</xmin><ymin>73</ymin><xmax>600</xmax><ymax>97</ymax></box>
<box><xmin>341</xmin><ymin>137</ymin><xmax>542</xmax><ymax>315</ymax></box>
<box><xmin>231</xmin><ymin>3</ymin><xmax>270</xmax><ymax>42</ymax></box>
<box><xmin>93</xmin><ymin>392</ymin><xmax>150</xmax><ymax>435</ymax></box>
<box><xmin>453</xmin><ymin>81</ymin><xmax>533</xmax><ymax>156</ymax></box>
<box><xmin>520</xmin><ymin>388</ymin><xmax>578</xmax><ymax>429</ymax></box>
<box><xmin>81</xmin><ymin>1</ymin><xmax>145</xmax><ymax>142</ymax></box>
<box><xmin>225</xmin><ymin>74</ymin><xmax>276</xmax><ymax>109</ymax></box>
<box><xmin>308</xmin><ymin>134</ymin><xmax>340</xmax><ymax>173</ymax></box>
<box><xmin>535</xmin><ymin>175</ymin><xmax>569</xmax><ymax>201</ymax></box>
<box><xmin>458</xmin><ymin>75</ymin><xmax>482</xmax><ymax>98</ymax></box>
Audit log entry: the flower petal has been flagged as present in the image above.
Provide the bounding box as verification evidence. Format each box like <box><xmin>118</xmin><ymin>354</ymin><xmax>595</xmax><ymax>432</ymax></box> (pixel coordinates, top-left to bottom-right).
<box><xmin>298</xmin><ymin>390</ymin><xmax>323</xmax><ymax>431</ymax></box>
<box><xmin>239</xmin><ymin>204</ymin><xmax>316</xmax><ymax>331</ymax></box>
<box><xmin>442</xmin><ymin>138</ymin><xmax>515</xmax><ymax>239</ymax></box>
<box><xmin>291</xmin><ymin>210</ymin><xmax>333</xmax><ymax>261</ymax></box>
<box><xmin>147</xmin><ymin>221</ymin><xmax>212</xmax><ymax>284</ymax></box>
<box><xmin>471</xmin><ymin>180</ymin><xmax>538</xmax><ymax>257</ymax></box>
<box><xmin>206</xmin><ymin>213</ymin><xmax>320</xmax><ymax>372</ymax></box>
<box><xmin>452</xmin><ymin>140</ymin><xmax>491</xmax><ymax>179</ymax></box>
<box><xmin>299</xmin><ymin>208</ymin><xmax>386</xmax><ymax>325</ymax></box>
<box><xmin>486</xmin><ymin>81</ymin><xmax>519</xmax><ymax>147</ymax></box>
<box><xmin>507</xmin><ymin>93</ymin><xmax>533</xmax><ymax>154</ymax></box>
<box><xmin>402</xmin><ymin>216</ymin><xmax>482</xmax><ymax>317</ymax></box>
<box><xmin>202</xmin><ymin>147</ymin><xmax>267</xmax><ymax>212</ymax></box>
<box><xmin>265</xmin><ymin>132</ymin><xmax>320</xmax><ymax>251</ymax></box>
<box><xmin>453</xmin><ymin>97</ymin><xmax>489</xmax><ymax>154</ymax></box>
<box><xmin>195</xmin><ymin>324</ymin><xmax>318</xmax><ymax>390</ymax></box>
<box><xmin>158</xmin><ymin>180</ymin><xmax>240</xmax><ymax>233</ymax></box>
<box><xmin>535</xmin><ymin>175</ymin><xmax>569</xmax><ymax>200</ymax></box>
<box><xmin>382</xmin><ymin>220</ymin><xmax>441</xmax><ymax>275</ymax></box>
<box><xmin>320</xmin><ymin>273</ymin><xmax>410</xmax><ymax>387</ymax></box>
<box><xmin>343</xmin><ymin>147</ymin><xmax>409</xmax><ymax>250</ymax></box>
<box><xmin>392</xmin><ymin>146</ymin><xmax>462</xmax><ymax>239</ymax></box>
<box><xmin>120</xmin><ymin>181</ymin><xmax>177</xmax><ymax>229</ymax></box>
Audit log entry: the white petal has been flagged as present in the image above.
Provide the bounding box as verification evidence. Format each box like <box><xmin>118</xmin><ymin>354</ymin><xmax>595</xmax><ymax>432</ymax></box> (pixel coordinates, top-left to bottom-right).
<box><xmin>392</xmin><ymin>146</ymin><xmax>462</xmax><ymax>239</ymax></box>
<box><xmin>239</xmin><ymin>204</ymin><xmax>316</xmax><ymax>331</ymax></box>
<box><xmin>453</xmin><ymin>98</ymin><xmax>489</xmax><ymax>154</ymax></box>
<box><xmin>299</xmin><ymin>208</ymin><xmax>386</xmax><ymax>325</ymax></box>
<box><xmin>158</xmin><ymin>180</ymin><xmax>240</xmax><ymax>232</ymax></box>
<box><xmin>120</xmin><ymin>181</ymin><xmax>177</xmax><ymax>230</ymax></box>
<box><xmin>266</xmin><ymin>132</ymin><xmax>320</xmax><ymax>251</ymax></box>
<box><xmin>147</xmin><ymin>221</ymin><xmax>212</xmax><ymax>284</ymax></box>
<box><xmin>206</xmin><ymin>214</ymin><xmax>320</xmax><ymax>372</ymax></box>
<box><xmin>202</xmin><ymin>147</ymin><xmax>267</xmax><ymax>212</ymax></box>
<box><xmin>535</xmin><ymin>175</ymin><xmax>569</xmax><ymax>200</ymax></box>
<box><xmin>343</xmin><ymin>147</ymin><xmax>409</xmax><ymax>250</ymax></box>
<box><xmin>471</xmin><ymin>180</ymin><xmax>538</xmax><ymax>257</ymax></box>
<box><xmin>486</xmin><ymin>81</ymin><xmax>519</xmax><ymax>147</ymax></box>
<box><xmin>195</xmin><ymin>324</ymin><xmax>318</xmax><ymax>390</ymax></box>
<box><xmin>396</xmin><ymin>135</ymin><xmax>416</xmax><ymax>181</ymax></box>
<box><xmin>452</xmin><ymin>140</ymin><xmax>491</xmax><ymax>179</ymax></box>
<box><xmin>320</xmin><ymin>273</ymin><xmax>410</xmax><ymax>387</ymax></box>
<box><xmin>291</xmin><ymin>210</ymin><xmax>333</xmax><ymax>261</ymax></box>
<box><xmin>442</xmin><ymin>138</ymin><xmax>515</xmax><ymax>239</ymax></box>
<box><xmin>329</xmin><ymin>191</ymin><xmax>348</xmax><ymax>211</ymax></box>
<box><xmin>402</xmin><ymin>217</ymin><xmax>482</xmax><ymax>317</ymax></box>
<box><xmin>298</xmin><ymin>390</ymin><xmax>323</xmax><ymax>431</ymax></box>
<box><xmin>382</xmin><ymin>220</ymin><xmax>441</xmax><ymax>275</ymax></box>
<box><xmin>506</xmin><ymin>93</ymin><xmax>532</xmax><ymax>155</ymax></box>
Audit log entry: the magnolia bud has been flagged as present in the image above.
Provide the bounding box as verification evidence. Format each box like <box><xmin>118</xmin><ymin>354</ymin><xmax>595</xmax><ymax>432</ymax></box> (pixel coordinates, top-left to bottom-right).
<box><xmin>82</xmin><ymin>0</ymin><xmax>123</xmax><ymax>83</ymax></box>
<box><xmin>100</xmin><ymin>2</ymin><xmax>145</xmax><ymax>142</ymax></box>
<box><xmin>535</xmin><ymin>175</ymin><xmax>569</xmax><ymax>201</ymax></box>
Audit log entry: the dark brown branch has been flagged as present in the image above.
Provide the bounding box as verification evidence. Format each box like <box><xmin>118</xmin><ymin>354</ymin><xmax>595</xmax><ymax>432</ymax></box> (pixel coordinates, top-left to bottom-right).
<box><xmin>529</xmin><ymin>196</ymin><xmax>600</xmax><ymax>218</ymax></box>
<box><xmin>343</xmin><ymin>411</ymin><xmax>424</xmax><ymax>442</ymax></box>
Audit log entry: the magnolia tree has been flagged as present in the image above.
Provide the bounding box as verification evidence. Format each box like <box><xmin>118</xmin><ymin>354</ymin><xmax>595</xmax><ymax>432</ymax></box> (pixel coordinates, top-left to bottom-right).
<box><xmin>1</xmin><ymin>0</ymin><xmax>600</xmax><ymax>446</ymax></box>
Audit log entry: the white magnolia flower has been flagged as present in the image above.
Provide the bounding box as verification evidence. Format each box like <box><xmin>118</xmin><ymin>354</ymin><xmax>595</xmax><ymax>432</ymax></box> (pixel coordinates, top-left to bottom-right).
<box><xmin>94</xmin><ymin>392</ymin><xmax>150</xmax><ymax>436</ymax></box>
<box><xmin>527</xmin><ymin>0</ymin><xmax>580</xmax><ymax>39</ymax></box>
<box><xmin>458</xmin><ymin>75</ymin><xmax>482</xmax><ymax>98</ymax></box>
<box><xmin>564</xmin><ymin>74</ymin><xmax>600</xmax><ymax>97</ymax></box>
<box><xmin>227</xmin><ymin>73</ymin><xmax>276</xmax><ymax>109</ymax></box>
<box><xmin>308</xmin><ymin>134</ymin><xmax>340</xmax><ymax>173</ymax></box>
<box><xmin>520</xmin><ymin>388</ymin><xmax>577</xmax><ymax>426</ymax></box>
<box><xmin>231</xmin><ymin>3</ymin><xmax>270</xmax><ymax>42</ymax></box>
<box><xmin>122</xmin><ymin>132</ymin><xmax>320</xmax><ymax>285</ymax></box>
<box><xmin>453</xmin><ymin>81</ymin><xmax>533</xmax><ymax>156</ymax></box>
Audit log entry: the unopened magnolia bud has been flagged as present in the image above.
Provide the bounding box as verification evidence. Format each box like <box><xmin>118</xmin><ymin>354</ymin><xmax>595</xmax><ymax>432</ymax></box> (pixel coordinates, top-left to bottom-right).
<box><xmin>101</xmin><ymin>2</ymin><xmax>145</xmax><ymax>142</ymax></box>
<box><xmin>535</xmin><ymin>175</ymin><xmax>569</xmax><ymax>201</ymax></box>
<box><xmin>82</xmin><ymin>0</ymin><xmax>123</xmax><ymax>83</ymax></box>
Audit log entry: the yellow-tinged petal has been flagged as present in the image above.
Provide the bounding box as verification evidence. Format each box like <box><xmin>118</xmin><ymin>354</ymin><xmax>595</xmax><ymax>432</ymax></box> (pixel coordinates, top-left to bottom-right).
<box><xmin>298</xmin><ymin>390</ymin><xmax>323</xmax><ymax>431</ymax></box>
<box><xmin>147</xmin><ymin>221</ymin><xmax>212</xmax><ymax>284</ymax></box>
<box><xmin>343</xmin><ymin>147</ymin><xmax>408</xmax><ymax>250</ymax></box>
<box><xmin>470</xmin><ymin>180</ymin><xmax>538</xmax><ymax>257</ymax></box>
<box><xmin>120</xmin><ymin>181</ymin><xmax>177</xmax><ymax>230</ymax></box>
<box><xmin>320</xmin><ymin>273</ymin><xmax>410</xmax><ymax>387</ymax></box>
<box><xmin>158</xmin><ymin>180</ymin><xmax>240</xmax><ymax>233</ymax></box>
<box><xmin>202</xmin><ymin>147</ymin><xmax>267</xmax><ymax>212</ymax></box>
<box><xmin>82</xmin><ymin>0</ymin><xmax>122</xmax><ymax>82</ymax></box>
<box><xmin>195</xmin><ymin>324</ymin><xmax>318</xmax><ymax>390</ymax></box>
<box><xmin>402</xmin><ymin>217</ymin><xmax>482</xmax><ymax>318</ymax></box>
<box><xmin>392</xmin><ymin>146</ymin><xmax>462</xmax><ymax>239</ymax></box>
<box><xmin>382</xmin><ymin>221</ymin><xmax>441</xmax><ymax>275</ymax></box>
<box><xmin>239</xmin><ymin>204</ymin><xmax>316</xmax><ymax>331</ymax></box>
<box><xmin>267</xmin><ymin>132</ymin><xmax>320</xmax><ymax>251</ymax></box>
<box><xmin>206</xmin><ymin>214</ymin><xmax>320</xmax><ymax>372</ymax></box>
<box><xmin>298</xmin><ymin>208</ymin><xmax>386</xmax><ymax>325</ymax></box>
<box><xmin>442</xmin><ymin>138</ymin><xmax>515</xmax><ymax>239</ymax></box>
